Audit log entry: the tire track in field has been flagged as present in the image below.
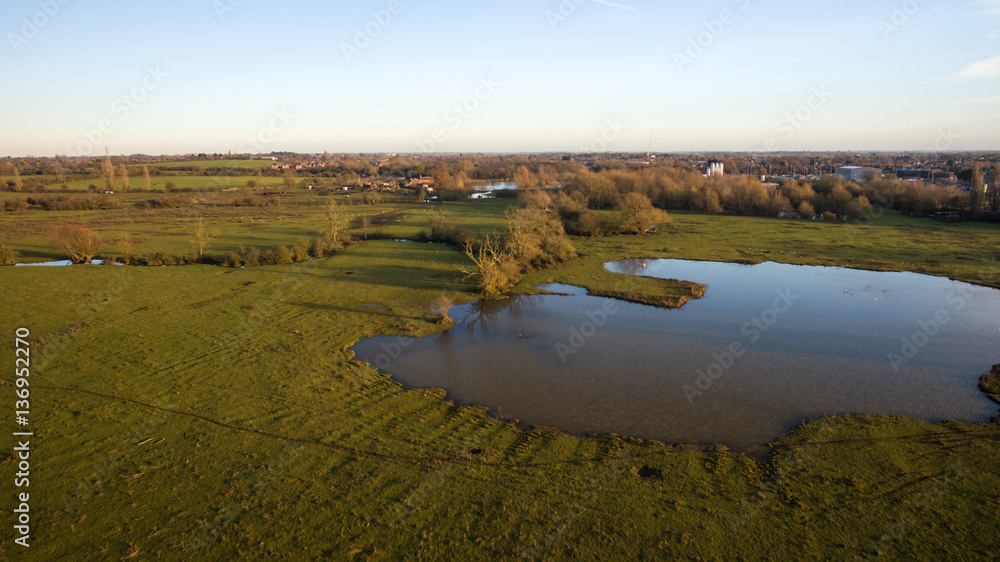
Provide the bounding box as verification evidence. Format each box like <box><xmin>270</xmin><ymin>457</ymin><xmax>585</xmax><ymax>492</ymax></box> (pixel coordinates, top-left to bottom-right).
<box><xmin>773</xmin><ymin>429</ymin><xmax>1000</xmax><ymax>450</ymax></box>
<box><xmin>25</xmin><ymin>382</ymin><xmax>679</xmax><ymax>469</ymax></box>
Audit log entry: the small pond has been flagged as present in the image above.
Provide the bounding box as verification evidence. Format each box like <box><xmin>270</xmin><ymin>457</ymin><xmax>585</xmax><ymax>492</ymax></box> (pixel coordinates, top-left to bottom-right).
<box><xmin>350</xmin><ymin>259</ymin><xmax>1000</xmax><ymax>454</ymax></box>
<box><xmin>469</xmin><ymin>182</ymin><xmax>518</xmax><ymax>199</ymax></box>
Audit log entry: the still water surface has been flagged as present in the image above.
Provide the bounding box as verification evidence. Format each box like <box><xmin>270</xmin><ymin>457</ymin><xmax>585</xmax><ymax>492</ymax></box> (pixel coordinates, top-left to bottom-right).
<box><xmin>351</xmin><ymin>260</ymin><xmax>1000</xmax><ymax>453</ymax></box>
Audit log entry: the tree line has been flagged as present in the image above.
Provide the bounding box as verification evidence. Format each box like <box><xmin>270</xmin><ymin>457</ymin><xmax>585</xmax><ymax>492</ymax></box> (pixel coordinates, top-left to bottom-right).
<box><xmin>558</xmin><ymin>166</ymin><xmax>1000</xmax><ymax>223</ymax></box>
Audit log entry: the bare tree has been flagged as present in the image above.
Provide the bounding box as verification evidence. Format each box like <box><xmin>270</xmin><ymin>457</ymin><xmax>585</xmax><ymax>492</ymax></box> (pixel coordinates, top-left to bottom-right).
<box><xmin>797</xmin><ymin>201</ymin><xmax>816</xmax><ymax>218</ymax></box>
<box><xmin>363</xmin><ymin>191</ymin><xmax>383</xmax><ymax>205</ymax></box>
<box><xmin>118</xmin><ymin>233</ymin><xmax>134</xmax><ymax>264</ymax></box>
<box><xmin>459</xmin><ymin>232</ymin><xmax>521</xmax><ymax>298</ymax></box>
<box><xmin>322</xmin><ymin>199</ymin><xmax>348</xmax><ymax>245</ymax></box>
<box><xmin>430</xmin><ymin>295</ymin><xmax>455</xmax><ymax>325</ymax></box>
<box><xmin>617</xmin><ymin>192</ymin><xmax>670</xmax><ymax>235</ymax></box>
<box><xmin>49</xmin><ymin>225</ymin><xmax>102</xmax><ymax>263</ymax></box>
<box><xmin>513</xmin><ymin>165</ymin><xmax>537</xmax><ymax>188</ymax></box>
<box><xmin>12</xmin><ymin>164</ymin><xmax>22</xmax><ymax>193</ymax></box>
<box><xmin>101</xmin><ymin>148</ymin><xmax>116</xmax><ymax>192</ymax></box>
<box><xmin>537</xmin><ymin>165</ymin><xmax>559</xmax><ymax>187</ymax></box>
<box><xmin>191</xmin><ymin>218</ymin><xmax>221</xmax><ymax>260</ymax></box>
<box><xmin>118</xmin><ymin>162</ymin><xmax>130</xmax><ymax>192</ymax></box>
<box><xmin>143</xmin><ymin>166</ymin><xmax>152</xmax><ymax>191</ymax></box>
<box><xmin>987</xmin><ymin>165</ymin><xmax>1000</xmax><ymax>213</ymax></box>
<box><xmin>359</xmin><ymin>215</ymin><xmax>371</xmax><ymax>240</ymax></box>
<box><xmin>504</xmin><ymin>205</ymin><xmax>549</xmax><ymax>260</ymax></box>
<box><xmin>969</xmin><ymin>165</ymin><xmax>984</xmax><ymax>217</ymax></box>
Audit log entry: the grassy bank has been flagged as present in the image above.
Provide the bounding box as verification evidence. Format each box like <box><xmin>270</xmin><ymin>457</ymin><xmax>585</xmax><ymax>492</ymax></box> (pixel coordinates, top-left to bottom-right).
<box><xmin>0</xmin><ymin>201</ymin><xmax>999</xmax><ymax>559</ymax></box>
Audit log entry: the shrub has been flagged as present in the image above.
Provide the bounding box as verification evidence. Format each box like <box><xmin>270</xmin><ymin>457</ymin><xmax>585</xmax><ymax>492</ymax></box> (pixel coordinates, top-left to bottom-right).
<box><xmin>518</xmin><ymin>189</ymin><xmax>553</xmax><ymax>210</ymax></box>
<box><xmin>269</xmin><ymin>245</ymin><xmax>295</xmax><ymax>265</ymax></box>
<box><xmin>292</xmin><ymin>241</ymin><xmax>311</xmax><ymax>262</ymax></box>
<box><xmin>437</xmin><ymin>187</ymin><xmax>473</xmax><ymax>201</ymax></box>
<box><xmin>554</xmin><ymin>192</ymin><xmax>587</xmax><ymax>222</ymax></box>
<box><xmin>24</xmin><ymin>196</ymin><xmax>121</xmax><ymax>211</ymax></box>
<box><xmin>422</xmin><ymin>213</ymin><xmax>473</xmax><ymax>247</ymax></box>
<box><xmin>145</xmin><ymin>252</ymin><xmax>183</xmax><ymax>266</ymax></box>
<box><xmin>563</xmin><ymin>210</ymin><xmax>614</xmax><ymax>237</ymax></box>
<box><xmin>491</xmin><ymin>188</ymin><xmax>520</xmax><ymax>199</ymax></box>
<box><xmin>0</xmin><ymin>244</ymin><xmax>19</xmax><ymax>265</ymax></box>
<box><xmin>139</xmin><ymin>197</ymin><xmax>193</xmax><ymax>209</ymax></box>
<box><xmin>235</xmin><ymin>246</ymin><xmax>261</xmax><ymax>267</ymax></box>
<box><xmin>308</xmin><ymin>238</ymin><xmax>330</xmax><ymax>259</ymax></box>
<box><xmin>845</xmin><ymin>195</ymin><xmax>872</xmax><ymax>220</ymax></box>
<box><xmin>3</xmin><ymin>199</ymin><xmax>28</xmax><ymax>212</ymax></box>
<box><xmin>233</xmin><ymin>196</ymin><xmax>277</xmax><ymax>207</ymax></box>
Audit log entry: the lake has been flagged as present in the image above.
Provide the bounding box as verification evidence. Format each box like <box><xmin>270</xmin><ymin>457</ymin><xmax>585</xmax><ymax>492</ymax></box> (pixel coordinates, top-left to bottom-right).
<box><xmin>469</xmin><ymin>182</ymin><xmax>518</xmax><ymax>199</ymax></box>
<box><xmin>350</xmin><ymin>259</ymin><xmax>1000</xmax><ymax>454</ymax></box>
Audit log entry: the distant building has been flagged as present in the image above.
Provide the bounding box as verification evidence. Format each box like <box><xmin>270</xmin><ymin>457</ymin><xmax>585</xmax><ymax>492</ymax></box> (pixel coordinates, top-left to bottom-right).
<box><xmin>704</xmin><ymin>161</ymin><xmax>724</xmax><ymax>177</ymax></box>
<box><xmin>405</xmin><ymin>176</ymin><xmax>435</xmax><ymax>188</ymax></box>
<box><xmin>894</xmin><ymin>168</ymin><xmax>955</xmax><ymax>182</ymax></box>
<box><xmin>835</xmin><ymin>166</ymin><xmax>882</xmax><ymax>182</ymax></box>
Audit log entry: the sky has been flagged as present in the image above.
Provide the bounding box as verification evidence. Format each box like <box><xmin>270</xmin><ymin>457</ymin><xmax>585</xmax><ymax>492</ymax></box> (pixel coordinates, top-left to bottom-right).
<box><xmin>1</xmin><ymin>0</ymin><xmax>999</xmax><ymax>156</ymax></box>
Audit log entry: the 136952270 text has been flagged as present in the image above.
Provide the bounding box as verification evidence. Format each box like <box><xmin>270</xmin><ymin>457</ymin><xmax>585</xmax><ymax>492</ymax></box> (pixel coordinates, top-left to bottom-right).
<box><xmin>13</xmin><ymin>328</ymin><xmax>33</xmax><ymax>549</ymax></box>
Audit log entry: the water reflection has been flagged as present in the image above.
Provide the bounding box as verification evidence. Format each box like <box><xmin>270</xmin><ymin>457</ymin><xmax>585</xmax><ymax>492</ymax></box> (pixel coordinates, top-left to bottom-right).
<box><xmin>462</xmin><ymin>295</ymin><xmax>541</xmax><ymax>337</ymax></box>
<box><xmin>351</xmin><ymin>260</ymin><xmax>1000</xmax><ymax>454</ymax></box>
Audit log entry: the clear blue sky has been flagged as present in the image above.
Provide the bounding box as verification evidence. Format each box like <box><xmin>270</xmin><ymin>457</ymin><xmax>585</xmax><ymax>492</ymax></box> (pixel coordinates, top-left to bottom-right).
<box><xmin>2</xmin><ymin>0</ymin><xmax>998</xmax><ymax>156</ymax></box>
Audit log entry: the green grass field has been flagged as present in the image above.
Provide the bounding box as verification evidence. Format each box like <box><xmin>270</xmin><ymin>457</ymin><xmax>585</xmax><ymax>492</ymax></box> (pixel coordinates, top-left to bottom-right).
<box><xmin>36</xmin><ymin>175</ymin><xmax>260</xmax><ymax>193</ymax></box>
<box><xmin>0</xmin><ymin>196</ymin><xmax>510</xmax><ymax>263</ymax></box>
<box><xmin>1</xmin><ymin>193</ymin><xmax>999</xmax><ymax>559</ymax></box>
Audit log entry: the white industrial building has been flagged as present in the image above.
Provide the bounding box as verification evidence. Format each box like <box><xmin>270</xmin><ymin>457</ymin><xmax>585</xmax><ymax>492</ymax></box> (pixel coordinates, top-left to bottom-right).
<box><xmin>835</xmin><ymin>166</ymin><xmax>882</xmax><ymax>182</ymax></box>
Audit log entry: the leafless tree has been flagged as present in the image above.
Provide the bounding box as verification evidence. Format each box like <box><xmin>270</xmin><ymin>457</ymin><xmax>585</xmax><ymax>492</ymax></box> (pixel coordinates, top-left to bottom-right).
<box><xmin>359</xmin><ymin>215</ymin><xmax>371</xmax><ymax>240</ymax></box>
<box><xmin>969</xmin><ymin>165</ymin><xmax>983</xmax><ymax>217</ymax></box>
<box><xmin>430</xmin><ymin>295</ymin><xmax>455</xmax><ymax>325</ymax></box>
<box><xmin>617</xmin><ymin>192</ymin><xmax>669</xmax><ymax>235</ymax></box>
<box><xmin>322</xmin><ymin>199</ymin><xmax>348</xmax><ymax>245</ymax></box>
<box><xmin>191</xmin><ymin>218</ymin><xmax>221</xmax><ymax>260</ymax></box>
<box><xmin>118</xmin><ymin>162</ymin><xmax>130</xmax><ymax>192</ymax></box>
<box><xmin>986</xmin><ymin>165</ymin><xmax>1000</xmax><ymax>213</ymax></box>
<box><xmin>118</xmin><ymin>233</ymin><xmax>134</xmax><ymax>264</ymax></box>
<box><xmin>460</xmin><ymin>232</ymin><xmax>521</xmax><ymax>298</ymax></box>
<box><xmin>101</xmin><ymin>148</ymin><xmax>116</xmax><ymax>192</ymax></box>
<box><xmin>49</xmin><ymin>225</ymin><xmax>102</xmax><ymax>263</ymax></box>
<box><xmin>513</xmin><ymin>165</ymin><xmax>537</xmax><ymax>188</ymax></box>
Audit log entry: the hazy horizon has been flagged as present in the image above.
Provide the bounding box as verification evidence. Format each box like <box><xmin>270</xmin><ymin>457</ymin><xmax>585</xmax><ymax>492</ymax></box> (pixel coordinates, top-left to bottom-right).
<box><xmin>3</xmin><ymin>0</ymin><xmax>999</xmax><ymax>157</ymax></box>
